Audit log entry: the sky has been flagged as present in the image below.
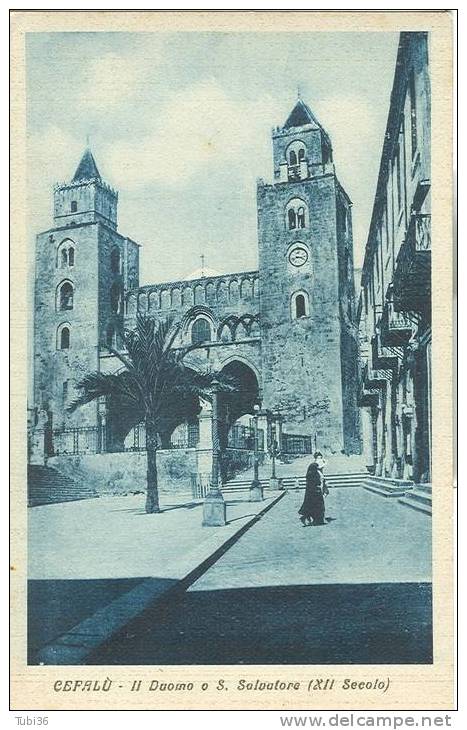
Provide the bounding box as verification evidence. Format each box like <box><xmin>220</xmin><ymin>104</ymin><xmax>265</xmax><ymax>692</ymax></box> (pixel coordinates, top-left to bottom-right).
<box><xmin>26</xmin><ymin>31</ymin><xmax>400</xmax><ymax>285</ymax></box>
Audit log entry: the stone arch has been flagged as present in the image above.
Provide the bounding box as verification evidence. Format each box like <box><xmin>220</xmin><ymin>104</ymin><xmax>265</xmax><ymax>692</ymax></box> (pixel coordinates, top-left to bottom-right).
<box><xmin>253</xmin><ymin>277</ymin><xmax>260</xmax><ymax>298</ymax></box>
<box><xmin>160</xmin><ymin>289</ymin><xmax>171</xmax><ymax>309</ymax></box>
<box><xmin>286</xmin><ymin>139</ymin><xmax>307</xmax><ymax>166</ymax></box>
<box><xmin>56</xmin><ymin>321</ymin><xmax>71</xmax><ymax>350</ymax></box>
<box><xmin>182</xmin><ymin>286</ymin><xmax>194</xmax><ymax>307</ymax></box>
<box><xmin>194</xmin><ymin>284</ymin><xmax>205</xmax><ymax>305</ymax></box>
<box><xmin>126</xmin><ymin>291</ymin><xmax>137</xmax><ymax>316</ymax></box>
<box><xmin>229</xmin><ymin>279</ymin><xmax>239</xmax><ymax>301</ymax></box>
<box><xmin>56</xmin><ymin>238</ymin><xmax>76</xmax><ymax>269</ymax></box>
<box><xmin>216</xmin><ymin>280</ymin><xmax>228</xmax><ymax>304</ymax></box>
<box><xmin>171</xmin><ymin>287</ymin><xmax>181</xmax><ymax>308</ymax></box>
<box><xmin>285</xmin><ymin>196</ymin><xmax>309</xmax><ymax>230</ymax></box>
<box><xmin>148</xmin><ymin>290</ymin><xmax>160</xmax><ymax>311</ymax></box>
<box><xmin>205</xmin><ymin>281</ymin><xmax>216</xmax><ymax>305</ymax></box>
<box><xmin>218</xmin><ymin>315</ymin><xmax>238</xmax><ymax>342</ymax></box>
<box><xmin>56</xmin><ymin>279</ymin><xmax>74</xmax><ymax>312</ymax></box>
<box><xmin>240</xmin><ymin>278</ymin><xmax>252</xmax><ymax>299</ymax></box>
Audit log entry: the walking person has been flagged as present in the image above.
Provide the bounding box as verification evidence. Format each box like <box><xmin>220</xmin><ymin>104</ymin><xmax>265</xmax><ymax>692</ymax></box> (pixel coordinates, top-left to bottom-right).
<box><xmin>298</xmin><ymin>452</ymin><xmax>329</xmax><ymax>526</ymax></box>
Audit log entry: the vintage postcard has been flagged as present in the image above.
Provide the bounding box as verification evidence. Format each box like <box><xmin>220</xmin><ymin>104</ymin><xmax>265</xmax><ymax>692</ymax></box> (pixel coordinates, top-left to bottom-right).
<box><xmin>10</xmin><ymin>10</ymin><xmax>454</xmax><ymax>711</ymax></box>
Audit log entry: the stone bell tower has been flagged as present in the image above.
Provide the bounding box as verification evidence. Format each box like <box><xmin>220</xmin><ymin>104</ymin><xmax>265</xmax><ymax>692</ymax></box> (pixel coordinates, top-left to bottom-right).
<box><xmin>32</xmin><ymin>148</ymin><xmax>140</xmax><ymax>454</ymax></box>
<box><xmin>257</xmin><ymin>97</ymin><xmax>360</xmax><ymax>453</ymax></box>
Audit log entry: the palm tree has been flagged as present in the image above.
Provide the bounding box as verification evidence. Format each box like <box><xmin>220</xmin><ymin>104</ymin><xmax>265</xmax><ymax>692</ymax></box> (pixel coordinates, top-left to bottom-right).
<box><xmin>68</xmin><ymin>315</ymin><xmax>236</xmax><ymax>513</ymax></box>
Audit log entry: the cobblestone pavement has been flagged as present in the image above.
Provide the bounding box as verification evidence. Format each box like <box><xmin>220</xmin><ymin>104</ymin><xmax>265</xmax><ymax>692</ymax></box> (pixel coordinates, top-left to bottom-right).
<box><xmin>92</xmin><ymin>487</ymin><xmax>432</xmax><ymax>665</ymax></box>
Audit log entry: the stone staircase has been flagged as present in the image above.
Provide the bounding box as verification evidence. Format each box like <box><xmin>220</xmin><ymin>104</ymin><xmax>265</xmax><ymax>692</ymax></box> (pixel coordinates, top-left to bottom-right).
<box><xmin>363</xmin><ymin>475</ymin><xmax>414</xmax><ymax>498</ymax></box>
<box><xmin>28</xmin><ymin>465</ymin><xmax>98</xmax><ymax>507</ymax></box>
<box><xmin>398</xmin><ymin>484</ymin><xmax>432</xmax><ymax>515</ymax></box>
<box><xmin>222</xmin><ymin>472</ymin><xmax>368</xmax><ymax>493</ymax></box>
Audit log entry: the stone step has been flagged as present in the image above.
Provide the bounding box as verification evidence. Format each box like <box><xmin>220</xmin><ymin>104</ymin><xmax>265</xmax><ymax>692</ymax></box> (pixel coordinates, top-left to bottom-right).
<box><xmin>223</xmin><ymin>473</ymin><xmax>368</xmax><ymax>491</ymax></box>
<box><xmin>28</xmin><ymin>465</ymin><xmax>97</xmax><ymax>507</ymax></box>
<box><xmin>363</xmin><ymin>476</ymin><xmax>413</xmax><ymax>498</ymax></box>
<box><xmin>398</xmin><ymin>484</ymin><xmax>432</xmax><ymax>515</ymax></box>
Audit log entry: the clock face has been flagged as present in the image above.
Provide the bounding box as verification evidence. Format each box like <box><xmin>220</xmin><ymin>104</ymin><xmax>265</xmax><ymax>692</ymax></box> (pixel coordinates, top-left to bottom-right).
<box><xmin>289</xmin><ymin>246</ymin><xmax>309</xmax><ymax>267</ymax></box>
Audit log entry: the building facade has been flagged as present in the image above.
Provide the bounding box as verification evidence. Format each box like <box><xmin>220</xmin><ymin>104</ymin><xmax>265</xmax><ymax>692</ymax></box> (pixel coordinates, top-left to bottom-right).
<box><xmin>31</xmin><ymin>97</ymin><xmax>361</xmax><ymax>469</ymax></box>
<box><xmin>357</xmin><ymin>32</ymin><xmax>431</xmax><ymax>483</ymax></box>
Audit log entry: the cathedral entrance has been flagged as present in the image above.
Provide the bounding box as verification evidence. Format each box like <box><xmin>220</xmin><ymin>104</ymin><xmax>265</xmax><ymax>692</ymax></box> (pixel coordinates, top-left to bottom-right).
<box><xmin>217</xmin><ymin>360</ymin><xmax>261</xmax><ymax>482</ymax></box>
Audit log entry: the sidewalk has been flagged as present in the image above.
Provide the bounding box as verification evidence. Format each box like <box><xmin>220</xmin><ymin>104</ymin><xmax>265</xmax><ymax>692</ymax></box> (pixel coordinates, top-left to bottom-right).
<box><xmin>28</xmin><ymin>489</ymin><xmax>283</xmax><ymax>664</ymax></box>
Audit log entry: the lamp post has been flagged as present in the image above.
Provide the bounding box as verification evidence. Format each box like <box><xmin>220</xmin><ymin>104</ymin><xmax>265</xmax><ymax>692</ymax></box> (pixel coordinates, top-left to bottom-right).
<box><xmin>269</xmin><ymin>415</ymin><xmax>280</xmax><ymax>490</ymax></box>
<box><xmin>202</xmin><ymin>377</ymin><xmax>227</xmax><ymax>526</ymax></box>
<box><xmin>250</xmin><ymin>403</ymin><xmax>264</xmax><ymax>502</ymax></box>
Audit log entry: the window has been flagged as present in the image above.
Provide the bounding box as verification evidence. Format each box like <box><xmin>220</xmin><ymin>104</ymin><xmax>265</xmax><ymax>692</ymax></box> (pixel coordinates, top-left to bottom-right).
<box><xmin>191</xmin><ymin>317</ymin><xmax>211</xmax><ymax>345</ymax></box>
<box><xmin>62</xmin><ymin>380</ymin><xmax>69</xmax><ymax>405</ymax></box>
<box><xmin>409</xmin><ymin>71</ymin><xmax>418</xmax><ymax>157</ymax></box>
<box><xmin>289</xmin><ymin>150</ymin><xmax>298</xmax><ymax>166</ymax></box>
<box><xmin>291</xmin><ymin>291</ymin><xmax>309</xmax><ymax>320</ymax></box>
<box><xmin>59</xmin><ymin>282</ymin><xmax>73</xmax><ymax>311</ymax></box>
<box><xmin>110</xmin><ymin>283</ymin><xmax>122</xmax><ymax>313</ymax></box>
<box><xmin>57</xmin><ymin>324</ymin><xmax>70</xmax><ymax>350</ymax></box>
<box><xmin>58</xmin><ymin>239</ymin><xmax>75</xmax><ymax>268</ymax></box>
<box><xmin>71</xmin><ymin>201</ymin><xmax>77</xmax><ymax>213</ymax></box>
<box><xmin>295</xmin><ymin>294</ymin><xmax>306</xmax><ymax>318</ymax></box>
<box><xmin>297</xmin><ymin>207</ymin><xmax>306</xmax><ymax>229</ymax></box>
<box><xmin>298</xmin><ymin>148</ymin><xmax>305</xmax><ymax>162</ymax></box>
<box><xmin>111</xmin><ymin>247</ymin><xmax>121</xmax><ymax>274</ymax></box>
<box><xmin>286</xmin><ymin>198</ymin><xmax>308</xmax><ymax>231</ymax></box>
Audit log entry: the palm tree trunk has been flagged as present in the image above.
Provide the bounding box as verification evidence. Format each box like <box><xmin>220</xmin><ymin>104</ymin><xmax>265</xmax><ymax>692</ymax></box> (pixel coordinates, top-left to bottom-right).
<box><xmin>145</xmin><ymin>417</ymin><xmax>161</xmax><ymax>513</ymax></box>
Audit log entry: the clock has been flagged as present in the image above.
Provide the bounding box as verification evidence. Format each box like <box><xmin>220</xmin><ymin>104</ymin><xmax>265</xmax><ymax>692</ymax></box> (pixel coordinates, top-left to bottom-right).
<box><xmin>288</xmin><ymin>246</ymin><xmax>309</xmax><ymax>267</ymax></box>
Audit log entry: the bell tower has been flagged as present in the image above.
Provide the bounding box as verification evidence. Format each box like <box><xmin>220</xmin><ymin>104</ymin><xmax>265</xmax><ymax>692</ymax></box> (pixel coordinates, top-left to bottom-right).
<box><xmin>32</xmin><ymin>147</ymin><xmax>140</xmax><ymax>448</ymax></box>
<box><xmin>257</xmin><ymin>97</ymin><xmax>360</xmax><ymax>453</ymax></box>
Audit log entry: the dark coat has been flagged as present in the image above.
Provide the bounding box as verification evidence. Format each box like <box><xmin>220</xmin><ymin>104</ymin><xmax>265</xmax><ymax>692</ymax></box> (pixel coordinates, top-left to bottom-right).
<box><xmin>298</xmin><ymin>462</ymin><xmax>325</xmax><ymax>524</ymax></box>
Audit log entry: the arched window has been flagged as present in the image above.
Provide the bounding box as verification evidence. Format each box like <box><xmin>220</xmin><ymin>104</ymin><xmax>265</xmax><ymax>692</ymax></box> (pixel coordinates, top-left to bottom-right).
<box><xmin>295</xmin><ymin>294</ymin><xmax>306</xmax><ymax>318</ymax></box>
<box><xmin>286</xmin><ymin>140</ymin><xmax>307</xmax><ymax>167</ymax></box>
<box><xmin>191</xmin><ymin>317</ymin><xmax>212</xmax><ymax>345</ymax></box>
<box><xmin>291</xmin><ymin>291</ymin><xmax>309</xmax><ymax>320</ymax></box>
<box><xmin>58</xmin><ymin>281</ymin><xmax>74</xmax><ymax>311</ymax></box>
<box><xmin>57</xmin><ymin>323</ymin><xmax>71</xmax><ymax>350</ymax></box>
<box><xmin>110</xmin><ymin>283</ymin><xmax>122</xmax><ymax>313</ymax></box>
<box><xmin>286</xmin><ymin>198</ymin><xmax>309</xmax><ymax>231</ymax></box>
<box><xmin>111</xmin><ymin>247</ymin><xmax>121</xmax><ymax>274</ymax></box>
<box><xmin>71</xmin><ymin>201</ymin><xmax>77</xmax><ymax>213</ymax></box>
<box><xmin>57</xmin><ymin>239</ymin><xmax>75</xmax><ymax>268</ymax></box>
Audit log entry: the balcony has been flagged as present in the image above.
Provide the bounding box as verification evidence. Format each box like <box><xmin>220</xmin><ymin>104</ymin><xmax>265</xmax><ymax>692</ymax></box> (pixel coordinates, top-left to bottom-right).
<box><xmin>358</xmin><ymin>362</ymin><xmax>381</xmax><ymax>407</ymax></box>
<box><xmin>371</xmin><ymin>333</ymin><xmax>399</xmax><ymax>373</ymax></box>
<box><xmin>393</xmin><ymin>213</ymin><xmax>431</xmax><ymax>313</ymax></box>
<box><xmin>380</xmin><ymin>299</ymin><xmax>416</xmax><ymax>347</ymax></box>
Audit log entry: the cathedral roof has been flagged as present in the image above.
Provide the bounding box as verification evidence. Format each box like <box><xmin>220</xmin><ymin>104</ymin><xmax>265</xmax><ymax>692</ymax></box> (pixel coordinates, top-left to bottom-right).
<box><xmin>185</xmin><ymin>266</ymin><xmax>222</xmax><ymax>280</ymax></box>
<box><xmin>283</xmin><ymin>98</ymin><xmax>321</xmax><ymax>129</ymax></box>
<box><xmin>72</xmin><ymin>148</ymin><xmax>101</xmax><ymax>182</ymax></box>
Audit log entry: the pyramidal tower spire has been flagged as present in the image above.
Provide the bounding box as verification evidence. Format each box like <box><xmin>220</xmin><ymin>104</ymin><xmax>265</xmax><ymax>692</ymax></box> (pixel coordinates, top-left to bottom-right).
<box><xmin>72</xmin><ymin>147</ymin><xmax>101</xmax><ymax>183</ymax></box>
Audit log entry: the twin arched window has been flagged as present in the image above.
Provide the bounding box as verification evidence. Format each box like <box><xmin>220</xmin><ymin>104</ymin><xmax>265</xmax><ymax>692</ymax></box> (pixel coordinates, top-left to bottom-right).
<box><xmin>191</xmin><ymin>317</ymin><xmax>212</xmax><ymax>345</ymax></box>
<box><xmin>57</xmin><ymin>323</ymin><xmax>71</xmax><ymax>350</ymax></box>
<box><xmin>287</xmin><ymin>140</ymin><xmax>307</xmax><ymax>167</ymax></box>
<box><xmin>57</xmin><ymin>281</ymin><xmax>74</xmax><ymax>311</ymax></box>
<box><xmin>57</xmin><ymin>239</ymin><xmax>75</xmax><ymax>268</ymax></box>
<box><xmin>291</xmin><ymin>290</ymin><xmax>310</xmax><ymax>320</ymax></box>
<box><xmin>286</xmin><ymin>198</ymin><xmax>308</xmax><ymax>230</ymax></box>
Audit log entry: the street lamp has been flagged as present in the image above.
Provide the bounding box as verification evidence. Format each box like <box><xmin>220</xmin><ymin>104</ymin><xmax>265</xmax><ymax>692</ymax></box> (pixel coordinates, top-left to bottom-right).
<box><xmin>250</xmin><ymin>402</ymin><xmax>264</xmax><ymax>502</ymax></box>
<box><xmin>202</xmin><ymin>377</ymin><xmax>227</xmax><ymax>526</ymax></box>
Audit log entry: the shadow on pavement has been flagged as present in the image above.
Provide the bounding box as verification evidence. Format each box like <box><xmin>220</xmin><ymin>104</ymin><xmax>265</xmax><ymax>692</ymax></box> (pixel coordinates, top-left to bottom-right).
<box><xmin>27</xmin><ymin>577</ymin><xmax>166</xmax><ymax>664</ymax></box>
<box><xmin>89</xmin><ymin>581</ymin><xmax>432</xmax><ymax>666</ymax></box>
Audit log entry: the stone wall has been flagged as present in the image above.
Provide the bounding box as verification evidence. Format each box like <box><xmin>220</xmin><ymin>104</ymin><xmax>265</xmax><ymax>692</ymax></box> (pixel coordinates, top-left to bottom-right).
<box><xmin>48</xmin><ymin>448</ymin><xmax>200</xmax><ymax>496</ymax></box>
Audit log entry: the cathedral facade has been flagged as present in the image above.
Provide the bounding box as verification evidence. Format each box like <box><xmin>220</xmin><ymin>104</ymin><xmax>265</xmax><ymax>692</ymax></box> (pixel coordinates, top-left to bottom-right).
<box><xmin>31</xmin><ymin>98</ymin><xmax>361</xmax><ymax>461</ymax></box>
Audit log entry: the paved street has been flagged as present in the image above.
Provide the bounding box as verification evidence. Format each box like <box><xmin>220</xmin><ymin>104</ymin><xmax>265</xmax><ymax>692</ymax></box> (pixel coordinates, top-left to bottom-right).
<box><xmin>91</xmin><ymin>487</ymin><xmax>432</xmax><ymax>665</ymax></box>
<box><xmin>28</xmin><ymin>491</ymin><xmax>278</xmax><ymax>661</ymax></box>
